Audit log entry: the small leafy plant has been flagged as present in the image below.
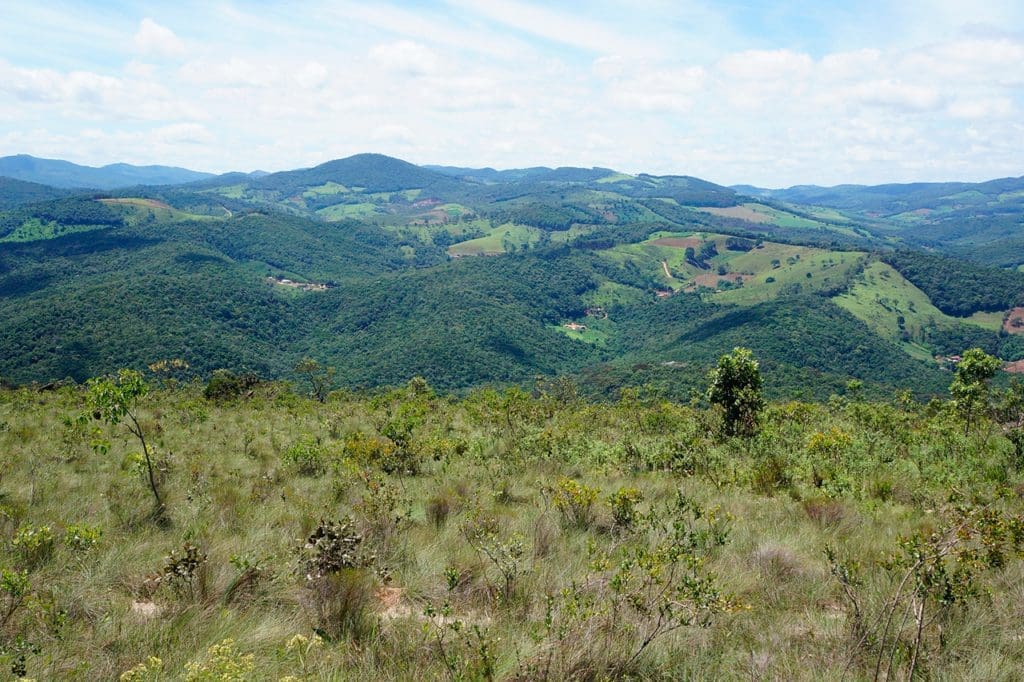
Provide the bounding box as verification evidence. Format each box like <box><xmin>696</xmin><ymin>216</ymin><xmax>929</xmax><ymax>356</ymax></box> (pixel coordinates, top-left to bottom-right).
<box><xmin>11</xmin><ymin>524</ymin><xmax>54</xmax><ymax>568</ymax></box>
<box><xmin>551</xmin><ymin>477</ymin><xmax>599</xmax><ymax>530</ymax></box>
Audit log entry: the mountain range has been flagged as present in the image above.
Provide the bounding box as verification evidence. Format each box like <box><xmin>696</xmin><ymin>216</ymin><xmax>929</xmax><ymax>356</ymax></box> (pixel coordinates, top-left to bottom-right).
<box><xmin>0</xmin><ymin>154</ymin><xmax>215</xmax><ymax>189</ymax></box>
<box><xmin>2</xmin><ymin>152</ymin><xmax>1023</xmax><ymax>399</ymax></box>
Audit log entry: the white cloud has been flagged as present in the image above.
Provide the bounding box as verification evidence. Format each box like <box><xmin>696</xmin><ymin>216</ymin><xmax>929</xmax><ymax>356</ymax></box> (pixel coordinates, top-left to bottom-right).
<box><xmin>295</xmin><ymin>62</ymin><xmax>329</xmax><ymax>89</ymax></box>
<box><xmin>155</xmin><ymin>122</ymin><xmax>213</xmax><ymax>145</ymax></box>
<box><xmin>847</xmin><ymin>79</ymin><xmax>945</xmax><ymax>112</ymax></box>
<box><xmin>716</xmin><ymin>49</ymin><xmax>813</xmax><ymax>82</ymax></box>
<box><xmin>372</xmin><ymin>124</ymin><xmax>415</xmax><ymax>144</ymax></box>
<box><xmin>2</xmin><ymin>3</ymin><xmax>1024</xmax><ymax>185</ymax></box>
<box><xmin>603</xmin><ymin>64</ymin><xmax>707</xmax><ymax>113</ymax></box>
<box><xmin>948</xmin><ymin>97</ymin><xmax>1014</xmax><ymax>119</ymax></box>
<box><xmin>368</xmin><ymin>41</ymin><xmax>441</xmax><ymax>76</ymax></box>
<box><xmin>447</xmin><ymin>0</ymin><xmax>657</xmax><ymax>57</ymax></box>
<box><xmin>178</xmin><ymin>58</ymin><xmax>280</xmax><ymax>88</ymax></box>
<box><xmin>133</xmin><ymin>18</ymin><xmax>185</xmax><ymax>58</ymax></box>
<box><xmin>819</xmin><ymin>49</ymin><xmax>883</xmax><ymax>81</ymax></box>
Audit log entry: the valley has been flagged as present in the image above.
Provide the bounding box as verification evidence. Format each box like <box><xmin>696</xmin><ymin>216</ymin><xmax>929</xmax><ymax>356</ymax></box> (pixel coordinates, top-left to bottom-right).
<box><xmin>1</xmin><ymin>153</ymin><xmax>1023</xmax><ymax>401</ymax></box>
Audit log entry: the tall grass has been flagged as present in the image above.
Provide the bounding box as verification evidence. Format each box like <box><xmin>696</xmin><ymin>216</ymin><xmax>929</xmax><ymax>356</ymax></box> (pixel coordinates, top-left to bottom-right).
<box><xmin>0</xmin><ymin>380</ymin><xmax>1022</xmax><ymax>679</ymax></box>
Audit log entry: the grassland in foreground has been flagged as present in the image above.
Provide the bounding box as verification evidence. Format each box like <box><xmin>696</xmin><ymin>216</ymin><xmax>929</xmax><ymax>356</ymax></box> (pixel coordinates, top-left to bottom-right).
<box><xmin>2</xmin><ymin>368</ymin><xmax>1024</xmax><ymax>680</ymax></box>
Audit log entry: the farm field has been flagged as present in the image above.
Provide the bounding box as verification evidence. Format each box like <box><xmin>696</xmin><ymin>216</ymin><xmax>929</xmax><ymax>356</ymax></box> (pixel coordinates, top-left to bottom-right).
<box><xmin>447</xmin><ymin>223</ymin><xmax>544</xmax><ymax>256</ymax></box>
<box><xmin>599</xmin><ymin>231</ymin><xmax>864</xmax><ymax>305</ymax></box>
<box><xmin>316</xmin><ymin>202</ymin><xmax>383</xmax><ymax>220</ymax></box>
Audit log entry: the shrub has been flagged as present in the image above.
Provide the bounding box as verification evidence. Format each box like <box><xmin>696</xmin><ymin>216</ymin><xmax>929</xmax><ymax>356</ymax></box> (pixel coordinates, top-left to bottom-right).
<box><xmin>223</xmin><ymin>554</ymin><xmax>270</xmax><ymax>606</ymax></box>
<box><xmin>826</xmin><ymin>504</ymin><xmax>1024</xmax><ymax>679</ymax></box>
<box><xmin>461</xmin><ymin>508</ymin><xmax>526</xmax><ymax>603</ymax></box>
<box><xmin>608</xmin><ymin>486</ymin><xmax>644</xmax><ymax>530</ymax></box>
<box><xmin>11</xmin><ymin>524</ymin><xmax>54</xmax><ymax>568</ymax></box>
<box><xmin>184</xmin><ymin>639</ymin><xmax>255</xmax><ymax>681</ymax></box>
<box><xmin>355</xmin><ymin>474</ymin><xmax>411</xmax><ymax>550</ymax></box>
<box><xmin>552</xmin><ymin>477</ymin><xmax>599</xmax><ymax>529</ymax></box>
<box><xmin>150</xmin><ymin>543</ymin><xmax>208</xmax><ymax>602</ymax></box>
<box><xmin>119</xmin><ymin>656</ymin><xmax>163</xmax><ymax>681</ymax></box>
<box><xmin>203</xmin><ymin>370</ymin><xmax>259</xmax><ymax>402</ymax></box>
<box><xmin>342</xmin><ymin>432</ymin><xmax>402</xmax><ymax>473</ymax></box>
<box><xmin>300</xmin><ymin>518</ymin><xmax>369</xmax><ymax>581</ymax></box>
<box><xmin>284</xmin><ymin>633</ymin><xmax>323</xmax><ymax>676</ymax></box>
<box><xmin>282</xmin><ymin>437</ymin><xmax>328</xmax><ymax>476</ymax></box>
<box><xmin>806</xmin><ymin>426</ymin><xmax>853</xmax><ymax>462</ymax></box>
<box><xmin>1</xmin><ymin>567</ymin><xmax>29</xmax><ymax>627</ymax></box>
<box><xmin>522</xmin><ymin>491</ymin><xmax>738</xmax><ymax>676</ymax></box>
<box><xmin>63</xmin><ymin>524</ymin><xmax>102</xmax><ymax>552</ymax></box>
<box><xmin>299</xmin><ymin>519</ymin><xmax>376</xmax><ymax>640</ymax></box>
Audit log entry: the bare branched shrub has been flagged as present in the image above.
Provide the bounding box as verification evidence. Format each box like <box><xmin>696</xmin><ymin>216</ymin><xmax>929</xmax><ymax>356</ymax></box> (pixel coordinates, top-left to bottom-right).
<box><xmin>147</xmin><ymin>543</ymin><xmax>209</xmax><ymax>603</ymax></box>
<box><xmin>461</xmin><ymin>508</ymin><xmax>526</xmax><ymax>604</ymax></box>
<box><xmin>298</xmin><ymin>518</ymin><xmax>377</xmax><ymax>641</ymax></box>
<box><xmin>516</xmin><ymin>491</ymin><xmax>738</xmax><ymax>678</ymax></box>
<box><xmin>827</xmin><ymin>503</ymin><xmax>1024</xmax><ymax>680</ymax></box>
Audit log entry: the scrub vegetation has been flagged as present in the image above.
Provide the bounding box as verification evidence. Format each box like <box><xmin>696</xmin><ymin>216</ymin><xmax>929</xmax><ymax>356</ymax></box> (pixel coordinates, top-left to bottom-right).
<box><xmin>2</xmin><ymin>350</ymin><xmax>1024</xmax><ymax>680</ymax></box>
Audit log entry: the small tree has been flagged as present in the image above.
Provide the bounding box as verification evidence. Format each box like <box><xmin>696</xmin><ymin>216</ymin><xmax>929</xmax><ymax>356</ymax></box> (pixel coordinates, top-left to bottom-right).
<box><xmin>994</xmin><ymin>379</ymin><xmax>1024</xmax><ymax>468</ymax></box>
<box><xmin>707</xmin><ymin>347</ymin><xmax>764</xmax><ymax>438</ymax></box>
<box><xmin>949</xmin><ymin>348</ymin><xmax>1001</xmax><ymax>435</ymax></box>
<box><xmin>294</xmin><ymin>357</ymin><xmax>336</xmax><ymax>403</ymax></box>
<box><xmin>87</xmin><ymin>369</ymin><xmax>165</xmax><ymax>517</ymax></box>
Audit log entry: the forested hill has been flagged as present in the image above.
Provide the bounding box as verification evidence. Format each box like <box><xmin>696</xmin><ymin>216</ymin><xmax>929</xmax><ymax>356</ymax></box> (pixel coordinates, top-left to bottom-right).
<box><xmin>1</xmin><ymin>152</ymin><xmax>1022</xmax><ymax>399</ymax></box>
<box><xmin>249</xmin><ymin>154</ymin><xmax>469</xmax><ymax>195</ymax></box>
<box><xmin>0</xmin><ymin>176</ymin><xmax>75</xmax><ymax>209</ymax></box>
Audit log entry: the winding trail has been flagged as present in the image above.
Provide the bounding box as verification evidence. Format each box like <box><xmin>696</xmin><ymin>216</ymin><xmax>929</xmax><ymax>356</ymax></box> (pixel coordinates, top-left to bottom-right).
<box><xmin>661</xmin><ymin>260</ymin><xmax>673</xmax><ymax>279</ymax></box>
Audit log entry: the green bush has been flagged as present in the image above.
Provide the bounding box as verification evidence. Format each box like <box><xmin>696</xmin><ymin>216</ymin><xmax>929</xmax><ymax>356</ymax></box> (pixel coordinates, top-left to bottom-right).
<box><xmin>608</xmin><ymin>486</ymin><xmax>644</xmax><ymax>530</ymax></box>
<box><xmin>282</xmin><ymin>437</ymin><xmax>328</xmax><ymax>476</ymax></box>
<box><xmin>63</xmin><ymin>524</ymin><xmax>102</xmax><ymax>552</ymax></box>
<box><xmin>552</xmin><ymin>477</ymin><xmax>599</xmax><ymax>529</ymax></box>
<box><xmin>11</xmin><ymin>524</ymin><xmax>54</xmax><ymax>568</ymax></box>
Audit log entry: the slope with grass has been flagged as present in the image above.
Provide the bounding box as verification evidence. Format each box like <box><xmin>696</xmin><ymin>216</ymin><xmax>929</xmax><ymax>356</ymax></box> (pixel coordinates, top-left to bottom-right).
<box><xmin>833</xmin><ymin>260</ymin><xmax>1002</xmax><ymax>361</ymax></box>
<box><xmin>2</xmin><ymin>379</ymin><xmax>1022</xmax><ymax>680</ymax></box>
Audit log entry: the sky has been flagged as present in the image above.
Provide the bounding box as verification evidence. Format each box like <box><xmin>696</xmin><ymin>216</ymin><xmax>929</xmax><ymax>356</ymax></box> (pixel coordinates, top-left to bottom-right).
<box><xmin>0</xmin><ymin>1</ymin><xmax>1023</xmax><ymax>187</ymax></box>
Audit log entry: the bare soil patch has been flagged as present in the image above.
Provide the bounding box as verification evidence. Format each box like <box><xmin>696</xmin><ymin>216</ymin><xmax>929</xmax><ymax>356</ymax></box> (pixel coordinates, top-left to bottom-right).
<box><xmin>99</xmin><ymin>198</ymin><xmax>173</xmax><ymax>210</ymax></box>
<box><xmin>1004</xmin><ymin>360</ymin><xmax>1024</xmax><ymax>374</ymax></box>
<box><xmin>1003</xmin><ymin>307</ymin><xmax>1024</xmax><ymax>334</ymax></box>
<box><xmin>651</xmin><ymin>237</ymin><xmax>702</xmax><ymax>249</ymax></box>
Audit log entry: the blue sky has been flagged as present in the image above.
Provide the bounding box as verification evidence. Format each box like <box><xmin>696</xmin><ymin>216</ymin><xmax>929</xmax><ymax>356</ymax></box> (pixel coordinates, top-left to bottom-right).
<box><xmin>1</xmin><ymin>1</ymin><xmax>1023</xmax><ymax>186</ymax></box>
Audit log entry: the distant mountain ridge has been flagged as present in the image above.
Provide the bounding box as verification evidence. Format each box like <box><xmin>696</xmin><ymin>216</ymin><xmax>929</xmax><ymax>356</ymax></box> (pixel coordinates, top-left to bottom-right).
<box><xmin>0</xmin><ymin>154</ymin><xmax>215</xmax><ymax>190</ymax></box>
<box><xmin>731</xmin><ymin>176</ymin><xmax>1024</xmax><ymax>213</ymax></box>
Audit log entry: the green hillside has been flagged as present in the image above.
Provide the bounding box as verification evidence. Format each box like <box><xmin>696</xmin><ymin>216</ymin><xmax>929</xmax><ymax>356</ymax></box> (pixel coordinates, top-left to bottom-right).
<box><xmin>3</xmin><ymin>155</ymin><xmax>1024</xmax><ymax>399</ymax></box>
